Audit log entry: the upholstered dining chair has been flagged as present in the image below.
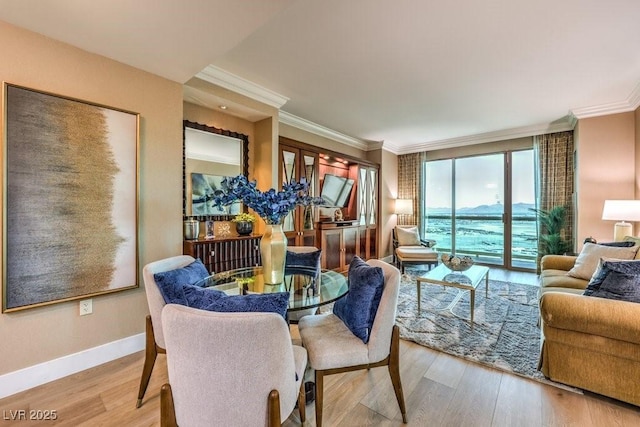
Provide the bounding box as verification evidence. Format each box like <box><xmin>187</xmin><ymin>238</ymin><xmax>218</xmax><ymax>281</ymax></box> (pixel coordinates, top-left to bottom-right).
<box><xmin>298</xmin><ymin>259</ymin><xmax>407</xmax><ymax>426</ymax></box>
<box><xmin>136</xmin><ymin>255</ymin><xmax>196</xmax><ymax>408</ymax></box>
<box><xmin>286</xmin><ymin>246</ymin><xmax>322</xmax><ymax>323</ymax></box>
<box><xmin>160</xmin><ymin>303</ymin><xmax>308</xmax><ymax>427</ymax></box>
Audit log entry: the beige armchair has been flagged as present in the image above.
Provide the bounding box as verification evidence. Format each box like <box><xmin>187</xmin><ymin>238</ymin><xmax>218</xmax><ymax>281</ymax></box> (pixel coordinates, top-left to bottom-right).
<box><xmin>298</xmin><ymin>259</ymin><xmax>407</xmax><ymax>426</ymax></box>
<box><xmin>136</xmin><ymin>255</ymin><xmax>196</xmax><ymax>408</ymax></box>
<box><xmin>160</xmin><ymin>304</ymin><xmax>308</xmax><ymax>427</ymax></box>
<box><xmin>392</xmin><ymin>225</ymin><xmax>437</xmax><ymax>273</ymax></box>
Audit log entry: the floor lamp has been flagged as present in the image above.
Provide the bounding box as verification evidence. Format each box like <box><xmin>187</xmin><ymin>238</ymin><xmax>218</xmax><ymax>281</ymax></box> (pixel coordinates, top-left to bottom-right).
<box><xmin>601</xmin><ymin>200</ymin><xmax>640</xmax><ymax>241</ymax></box>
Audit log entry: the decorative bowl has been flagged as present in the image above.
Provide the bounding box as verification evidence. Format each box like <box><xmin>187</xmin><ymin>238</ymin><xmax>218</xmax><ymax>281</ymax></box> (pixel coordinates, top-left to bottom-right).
<box><xmin>441</xmin><ymin>254</ymin><xmax>474</xmax><ymax>272</ymax></box>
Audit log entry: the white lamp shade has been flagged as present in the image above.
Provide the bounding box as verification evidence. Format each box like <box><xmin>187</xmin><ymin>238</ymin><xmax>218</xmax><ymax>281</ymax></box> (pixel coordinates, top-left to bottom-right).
<box><xmin>602</xmin><ymin>200</ymin><xmax>640</xmax><ymax>241</ymax></box>
<box><xmin>602</xmin><ymin>200</ymin><xmax>640</xmax><ymax>221</ymax></box>
<box><xmin>395</xmin><ymin>199</ymin><xmax>413</xmax><ymax>215</ymax></box>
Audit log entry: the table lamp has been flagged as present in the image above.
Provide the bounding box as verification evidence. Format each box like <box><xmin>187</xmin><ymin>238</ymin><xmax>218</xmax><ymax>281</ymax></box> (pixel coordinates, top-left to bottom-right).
<box><xmin>601</xmin><ymin>200</ymin><xmax>640</xmax><ymax>241</ymax></box>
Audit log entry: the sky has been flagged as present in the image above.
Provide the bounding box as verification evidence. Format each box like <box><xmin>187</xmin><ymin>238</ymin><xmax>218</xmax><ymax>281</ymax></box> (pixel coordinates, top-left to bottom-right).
<box><xmin>424</xmin><ymin>150</ymin><xmax>535</xmax><ymax>209</ymax></box>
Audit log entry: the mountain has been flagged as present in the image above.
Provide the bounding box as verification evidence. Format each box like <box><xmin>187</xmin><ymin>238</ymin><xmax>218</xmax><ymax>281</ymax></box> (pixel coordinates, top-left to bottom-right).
<box><xmin>426</xmin><ymin>202</ymin><xmax>535</xmax><ymax>216</ymax></box>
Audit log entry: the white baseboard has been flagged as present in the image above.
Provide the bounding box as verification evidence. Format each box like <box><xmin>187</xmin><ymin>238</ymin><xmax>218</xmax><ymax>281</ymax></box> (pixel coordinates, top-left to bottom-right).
<box><xmin>0</xmin><ymin>333</ymin><xmax>145</xmax><ymax>400</ymax></box>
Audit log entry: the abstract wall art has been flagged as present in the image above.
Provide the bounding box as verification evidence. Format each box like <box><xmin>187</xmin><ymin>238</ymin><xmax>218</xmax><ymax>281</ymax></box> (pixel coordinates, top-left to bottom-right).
<box><xmin>2</xmin><ymin>83</ymin><xmax>139</xmax><ymax>312</ymax></box>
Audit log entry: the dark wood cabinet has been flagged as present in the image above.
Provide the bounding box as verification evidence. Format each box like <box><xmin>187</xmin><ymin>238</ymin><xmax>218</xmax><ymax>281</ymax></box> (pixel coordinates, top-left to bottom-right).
<box><xmin>279</xmin><ymin>136</ymin><xmax>379</xmax><ymax>267</ymax></box>
<box><xmin>318</xmin><ymin>222</ymin><xmax>359</xmax><ymax>272</ymax></box>
<box><xmin>183</xmin><ymin>235</ymin><xmax>261</xmax><ymax>273</ymax></box>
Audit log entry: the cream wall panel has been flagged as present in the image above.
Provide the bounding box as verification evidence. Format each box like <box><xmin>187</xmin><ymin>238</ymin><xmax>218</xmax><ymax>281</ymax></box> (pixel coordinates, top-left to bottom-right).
<box><xmin>575</xmin><ymin>112</ymin><xmax>635</xmax><ymax>246</ymax></box>
<box><xmin>380</xmin><ymin>148</ymin><xmax>398</xmax><ymax>258</ymax></box>
<box><xmin>635</xmin><ymin>106</ymin><xmax>640</xmax><ymax>198</ymax></box>
<box><xmin>0</xmin><ymin>21</ymin><xmax>183</xmax><ymax>375</ymax></box>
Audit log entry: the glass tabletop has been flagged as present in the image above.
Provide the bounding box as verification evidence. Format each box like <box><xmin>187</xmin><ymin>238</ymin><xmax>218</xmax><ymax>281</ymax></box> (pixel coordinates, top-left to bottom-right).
<box><xmin>193</xmin><ymin>266</ymin><xmax>349</xmax><ymax>312</ymax></box>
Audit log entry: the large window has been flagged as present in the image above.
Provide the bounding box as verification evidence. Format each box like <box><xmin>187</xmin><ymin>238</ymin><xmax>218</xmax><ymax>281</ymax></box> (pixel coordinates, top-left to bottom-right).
<box><xmin>423</xmin><ymin>150</ymin><xmax>536</xmax><ymax>270</ymax></box>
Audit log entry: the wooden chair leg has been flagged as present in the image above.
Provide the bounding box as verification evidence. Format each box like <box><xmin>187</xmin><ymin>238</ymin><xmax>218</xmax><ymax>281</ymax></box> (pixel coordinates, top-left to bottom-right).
<box><xmin>297</xmin><ymin>379</ymin><xmax>306</xmax><ymax>422</ymax></box>
<box><xmin>389</xmin><ymin>325</ymin><xmax>408</xmax><ymax>423</ymax></box>
<box><xmin>160</xmin><ymin>384</ymin><xmax>177</xmax><ymax>427</ymax></box>
<box><xmin>315</xmin><ymin>370</ymin><xmax>325</xmax><ymax>427</ymax></box>
<box><xmin>137</xmin><ymin>315</ymin><xmax>158</xmax><ymax>408</ymax></box>
<box><xmin>267</xmin><ymin>390</ymin><xmax>281</xmax><ymax>427</ymax></box>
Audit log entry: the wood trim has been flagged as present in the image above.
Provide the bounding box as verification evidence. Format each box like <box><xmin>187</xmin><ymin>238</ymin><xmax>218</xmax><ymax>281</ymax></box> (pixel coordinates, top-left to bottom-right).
<box><xmin>279</xmin><ymin>136</ymin><xmax>379</xmax><ymax>169</ymax></box>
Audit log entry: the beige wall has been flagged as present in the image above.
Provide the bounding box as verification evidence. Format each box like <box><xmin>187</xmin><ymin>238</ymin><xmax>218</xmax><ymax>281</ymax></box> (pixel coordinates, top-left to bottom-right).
<box><xmin>575</xmin><ymin>112</ymin><xmax>636</xmax><ymax>245</ymax></box>
<box><xmin>0</xmin><ymin>22</ymin><xmax>183</xmax><ymax>374</ymax></box>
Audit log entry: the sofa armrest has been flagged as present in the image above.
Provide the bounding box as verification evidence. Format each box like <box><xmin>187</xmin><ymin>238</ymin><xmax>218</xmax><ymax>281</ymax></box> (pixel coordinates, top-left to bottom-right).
<box><xmin>540</xmin><ymin>254</ymin><xmax>577</xmax><ymax>272</ymax></box>
<box><xmin>540</xmin><ymin>292</ymin><xmax>640</xmax><ymax>345</ymax></box>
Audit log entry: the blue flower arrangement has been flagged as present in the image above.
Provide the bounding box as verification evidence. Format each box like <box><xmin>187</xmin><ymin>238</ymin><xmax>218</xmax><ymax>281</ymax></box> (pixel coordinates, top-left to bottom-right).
<box><xmin>213</xmin><ymin>175</ymin><xmax>325</xmax><ymax>225</ymax></box>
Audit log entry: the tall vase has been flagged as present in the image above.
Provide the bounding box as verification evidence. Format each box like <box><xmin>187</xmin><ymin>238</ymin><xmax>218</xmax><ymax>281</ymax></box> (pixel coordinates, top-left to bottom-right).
<box><xmin>260</xmin><ymin>222</ymin><xmax>288</xmax><ymax>285</ymax></box>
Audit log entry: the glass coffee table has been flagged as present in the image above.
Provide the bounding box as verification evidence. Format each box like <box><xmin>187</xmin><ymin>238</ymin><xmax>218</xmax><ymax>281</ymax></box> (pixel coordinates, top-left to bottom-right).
<box><xmin>193</xmin><ymin>266</ymin><xmax>349</xmax><ymax>314</ymax></box>
<box><xmin>416</xmin><ymin>264</ymin><xmax>489</xmax><ymax>323</ymax></box>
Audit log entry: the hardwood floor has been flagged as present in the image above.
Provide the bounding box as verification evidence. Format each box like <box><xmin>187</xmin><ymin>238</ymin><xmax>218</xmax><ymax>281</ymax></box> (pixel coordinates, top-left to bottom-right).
<box><xmin>1</xmin><ymin>268</ymin><xmax>639</xmax><ymax>426</ymax></box>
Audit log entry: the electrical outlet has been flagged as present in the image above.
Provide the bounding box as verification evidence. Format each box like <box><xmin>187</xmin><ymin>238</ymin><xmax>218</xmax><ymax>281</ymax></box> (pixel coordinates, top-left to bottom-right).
<box><xmin>79</xmin><ymin>299</ymin><xmax>93</xmax><ymax>316</ymax></box>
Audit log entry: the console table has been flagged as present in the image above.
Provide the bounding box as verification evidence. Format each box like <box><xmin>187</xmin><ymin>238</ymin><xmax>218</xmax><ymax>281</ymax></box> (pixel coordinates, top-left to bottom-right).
<box><xmin>183</xmin><ymin>235</ymin><xmax>261</xmax><ymax>273</ymax></box>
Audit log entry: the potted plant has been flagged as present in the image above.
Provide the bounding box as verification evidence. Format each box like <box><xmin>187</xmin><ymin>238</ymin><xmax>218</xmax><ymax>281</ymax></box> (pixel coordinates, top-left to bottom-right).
<box><xmin>232</xmin><ymin>212</ymin><xmax>256</xmax><ymax>236</ymax></box>
<box><xmin>530</xmin><ymin>205</ymin><xmax>572</xmax><ymax>256</ymax></box>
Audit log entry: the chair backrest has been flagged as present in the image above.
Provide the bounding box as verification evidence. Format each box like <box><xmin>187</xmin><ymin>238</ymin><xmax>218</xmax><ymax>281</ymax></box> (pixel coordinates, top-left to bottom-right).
<box><xmin>286</xmin><ymin>246</ymin><xmax>321</xmax><ymax>271</ymax></box>
<box><xmin>393</xmin><ymin>225</ymin><xmax>417</xmax><ymax>248</ymax></box>
<box><xmin>366</xmin><ymin>259</ymin><xmax>401</xmax><ymax>363</ymax></box>
<box><xmin>142</xmin><ymin>255</ymin><xmax>195</xmax><ymax>349</ymax></box>
<box><xmin>162</xmin><ymin>304</ymin><xmax>300</xmax><ymax>426</ymax></box>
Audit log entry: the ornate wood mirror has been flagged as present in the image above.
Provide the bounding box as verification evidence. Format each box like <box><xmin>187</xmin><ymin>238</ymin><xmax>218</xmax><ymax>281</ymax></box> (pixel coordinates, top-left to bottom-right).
<box><xmin>183</xmin><ymin>120</ymin><xmax>249</xmax><ymax>221</ymax></box>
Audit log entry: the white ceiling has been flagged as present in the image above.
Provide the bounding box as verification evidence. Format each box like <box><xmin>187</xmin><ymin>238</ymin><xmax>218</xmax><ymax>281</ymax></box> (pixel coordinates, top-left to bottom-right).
<box><xmin>2</xmin><ymin>0</ymin><xmax>640</xmax><ymax>154</ymax></box>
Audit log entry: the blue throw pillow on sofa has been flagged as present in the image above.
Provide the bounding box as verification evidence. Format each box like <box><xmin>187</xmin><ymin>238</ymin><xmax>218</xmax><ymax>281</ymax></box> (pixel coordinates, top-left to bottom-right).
<box><xmin>584</xmin><ymin>260</ymin><xmax>640</xmax><ymax>303</ymax></box>
<box><xmin>333</xmin><ymin>256</ymin><xmax>385</xmax><ymax>343</ymax></box>
<box><xmin>153</xmin><ymin>259</ymin><xmax>210</xmax><ymax>305</ymax></box>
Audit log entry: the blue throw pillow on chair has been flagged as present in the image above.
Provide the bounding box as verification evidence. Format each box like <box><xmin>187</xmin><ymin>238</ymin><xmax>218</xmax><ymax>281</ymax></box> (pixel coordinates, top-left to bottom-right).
<box><xmin>333</xmin><ymin>256</ymin><xmax>385</xmax><ymax>343</ymax></box>
<box><xmin>285</xmin><ymin>249</ymin><xmax>322</xmax><ymax>269</ymax></box>
<box><xmin>202</xmin><ymin>292</ymin><xmax>290</xmax><ymax>320</ymax></box>
<box><xmin>153</xmin><ymin>259</ymin><xmax>210</xmax><ymax>305</ymax></box>
<box><xmin>154</xmin><ymin>258</ymin><xmax>289</xmax><ymax>319</ymax></box>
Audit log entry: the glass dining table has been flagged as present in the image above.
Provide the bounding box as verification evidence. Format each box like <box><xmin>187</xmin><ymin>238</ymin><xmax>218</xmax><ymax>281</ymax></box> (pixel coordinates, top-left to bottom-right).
<box><xmin>193</xmin><ymin>266</ymin><xmax>349</xmax><ymax>314</ymax></box>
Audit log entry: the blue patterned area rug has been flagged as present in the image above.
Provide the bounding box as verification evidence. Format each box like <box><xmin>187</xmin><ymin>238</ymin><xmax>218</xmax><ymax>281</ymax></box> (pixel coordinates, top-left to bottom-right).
<box><xmin>395</xmin><ymin>267</ymin><xmax>547</xmax><ymax>382</ymax></box>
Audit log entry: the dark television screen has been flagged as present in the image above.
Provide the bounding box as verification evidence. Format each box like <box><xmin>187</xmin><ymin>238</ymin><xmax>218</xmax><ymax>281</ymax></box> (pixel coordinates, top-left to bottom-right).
<box><xmin>321</xmin><ymin>174</ymin><xmax>354</xmax><ymax>207</ymax></box>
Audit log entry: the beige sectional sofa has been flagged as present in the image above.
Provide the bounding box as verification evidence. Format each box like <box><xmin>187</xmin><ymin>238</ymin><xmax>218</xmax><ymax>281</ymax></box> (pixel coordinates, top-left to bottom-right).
<box><xmin>538</xmin><ymin>251</ymin><xmax>640</xmax><ymax>407</ymax></box>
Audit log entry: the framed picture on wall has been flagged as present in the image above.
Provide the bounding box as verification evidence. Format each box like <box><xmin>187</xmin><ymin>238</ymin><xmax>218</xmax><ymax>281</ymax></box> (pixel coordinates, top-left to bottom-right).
<box><xmin>2</xmin><ymin>83</ymin><xmax>139</xmax><ymax>312</ymax></box>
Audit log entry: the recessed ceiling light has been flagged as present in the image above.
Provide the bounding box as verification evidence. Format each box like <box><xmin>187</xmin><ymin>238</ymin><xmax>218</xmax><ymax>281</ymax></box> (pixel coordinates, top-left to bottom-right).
<box><xmin>219</xmin><ymin>105</ymin><xmax>228</xmax><ymax>110</ymax></box>
<box><xmin>323</xmin><ymin>155</ymin><xmax>330</xmax><ymax>160</ymax></box>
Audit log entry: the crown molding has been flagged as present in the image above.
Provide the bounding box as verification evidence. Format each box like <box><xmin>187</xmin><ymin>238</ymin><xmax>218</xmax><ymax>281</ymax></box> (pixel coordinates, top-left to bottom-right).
<box><xmin>279</xmin><ymin>111</ymin><xmax>380</xmax><ymax>151</ymax></box>
<box><xmin>571</xmin><ymin>81</ymin><xmax>640</xmax><ymax>119</ymax></box>
<box><xmin>196</xmin><ymin>65</ymin><xmax>289</xmax><ymax>109</ymax></box>
<box><xmin>389</xmin><ymin>118</ymin><xmax>576</xmax><ymax>155</ymax></box>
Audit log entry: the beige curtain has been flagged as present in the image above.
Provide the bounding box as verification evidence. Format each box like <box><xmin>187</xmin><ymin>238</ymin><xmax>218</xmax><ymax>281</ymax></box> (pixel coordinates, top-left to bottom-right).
<box><xmin>534</xmin><ymin>130</ymin><xmax>575</xmax><ymax>255</ymax></box>
<box><xmin>397</xmin><ymin>152</ymin><xmax>426</xmax><ymax>227</ymax></box>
